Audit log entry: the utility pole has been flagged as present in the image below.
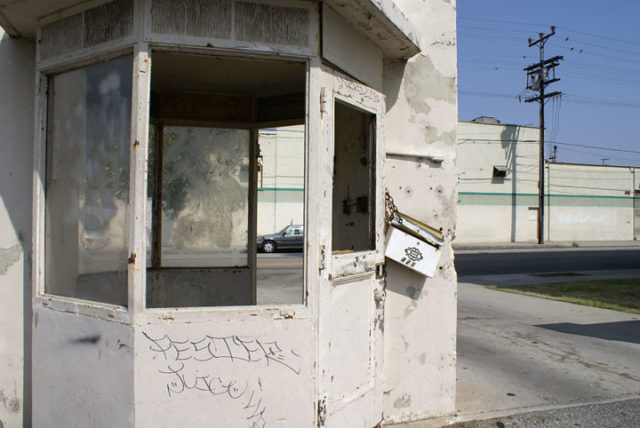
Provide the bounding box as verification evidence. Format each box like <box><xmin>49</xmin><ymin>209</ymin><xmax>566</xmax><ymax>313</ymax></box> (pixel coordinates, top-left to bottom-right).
<box><xmin>524</xmin><ymin>27</ymin><xmax>562</xmax><ymax>245</ymax></box>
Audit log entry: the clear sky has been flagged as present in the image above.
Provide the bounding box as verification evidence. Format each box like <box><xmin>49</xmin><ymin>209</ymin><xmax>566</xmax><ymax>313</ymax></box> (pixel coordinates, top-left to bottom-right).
<box><xmin>457</xmin><ymin>1</ymin><xmax>640</xmax><ymax>167</ymax></box>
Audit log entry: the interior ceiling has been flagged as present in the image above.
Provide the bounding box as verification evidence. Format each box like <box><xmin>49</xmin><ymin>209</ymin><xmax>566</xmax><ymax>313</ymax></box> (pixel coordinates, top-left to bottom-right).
<box><xmin>151</xmin><ymin>51</ymin><xmax>306</xmax><ymax>98</ymax></box>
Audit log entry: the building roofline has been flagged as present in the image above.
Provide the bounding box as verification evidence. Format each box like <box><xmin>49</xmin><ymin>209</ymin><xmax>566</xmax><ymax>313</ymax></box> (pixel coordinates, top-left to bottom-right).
<box><xmin>458</xmin><ymin>120</ymin><xmax>539</xmax><ymax>130</ymax></box>
<box><xmin>546</xmin><ymin>161</ymin><xmax>639</xmax><ymax>169</ymax></box>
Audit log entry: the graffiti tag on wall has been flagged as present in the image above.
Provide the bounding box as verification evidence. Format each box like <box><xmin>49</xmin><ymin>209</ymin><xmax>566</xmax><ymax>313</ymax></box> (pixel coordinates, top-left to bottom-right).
<box><xmin>143</xmin><ymin>332</ymin><xmax>303</xmax><ymax>428</ymax></box>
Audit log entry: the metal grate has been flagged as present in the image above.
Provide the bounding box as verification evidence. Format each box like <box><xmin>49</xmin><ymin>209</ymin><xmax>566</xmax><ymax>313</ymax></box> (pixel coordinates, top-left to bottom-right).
<box><xmin>151</xmin><ymin>0</ymin><xmax>232</xmax><ymax>39</ymax></box>
<box><xmin>84</xmin><ymin>0</ymin><xmax>134</xmax><ymax>48</ymax></box>
<box><xmin>235</xmin><ymin>1</ymin><xmax>309</xmax><ymax>46</ymax></box>
<box><xmin>40</xmin><ymin>14</ymin><xmax>83</xmax><ymax>60</ymax></box>
<box><xmin>40</xmin><ymin>0</ymin><xmax>134</xmax><ymax>61</ymax></box>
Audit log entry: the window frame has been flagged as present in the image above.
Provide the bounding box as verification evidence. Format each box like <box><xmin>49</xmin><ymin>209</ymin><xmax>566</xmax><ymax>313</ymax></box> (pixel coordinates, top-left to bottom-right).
<box><xmin>140</xmin><ymin>48</ymin><xmax>313</xmax><ymax>319</ymax></box>
<box><xmin>34</xmin><ymin>48</ymin><xmax>139</xmax><ymax>322</ymax></box>
<box><xmin>34</xmin><ymin>38</ymin><xmax>315</xmax><ymax>322</ymax></box>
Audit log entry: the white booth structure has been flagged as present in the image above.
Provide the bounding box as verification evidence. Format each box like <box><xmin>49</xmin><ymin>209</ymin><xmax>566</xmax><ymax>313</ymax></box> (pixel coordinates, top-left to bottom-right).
<box><xmin>0</xmin><ymin>0</ymin><xmax>458</xmax><ymax>426</ymax></box>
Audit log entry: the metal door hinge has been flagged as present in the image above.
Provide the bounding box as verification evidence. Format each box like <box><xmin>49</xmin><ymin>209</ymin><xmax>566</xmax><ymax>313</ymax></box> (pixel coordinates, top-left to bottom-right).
<box><xmin>375</xmin><ymin>262</ymin><xmax>385</xmax><ymax>279</ymax></box>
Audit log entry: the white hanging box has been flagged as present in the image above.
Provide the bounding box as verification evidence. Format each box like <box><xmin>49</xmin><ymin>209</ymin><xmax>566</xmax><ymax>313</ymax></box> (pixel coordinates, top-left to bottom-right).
<box><xmin>385</xmin><ymin>213</ymin><xmax>444</xmax><ymax>277</ymax></box>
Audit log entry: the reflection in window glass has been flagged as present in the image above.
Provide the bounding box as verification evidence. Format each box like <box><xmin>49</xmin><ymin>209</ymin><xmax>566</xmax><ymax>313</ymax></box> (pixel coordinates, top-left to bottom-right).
<box><xmin>45</xmin><ymin>55</ymin><xmax>132</xmax><ymax>306</ymax></box>
<box><xmin>146</xmin><ymin>51</ymin><xmax>306</xmax><ymax>307</ymax></box>
<box><xmin>159</xmin><ymin>126</ymin><xmax>249</xmax><ymax>267</ymax></box>
<box><xmin>256</xmin><ymin>126</ymin><xmax>305</xmax><ymax>305</ymax></box>
<box><xmin>147</xmin><ymin>126</ymin><xmax>251</xmax><ymax>308</ymax></box>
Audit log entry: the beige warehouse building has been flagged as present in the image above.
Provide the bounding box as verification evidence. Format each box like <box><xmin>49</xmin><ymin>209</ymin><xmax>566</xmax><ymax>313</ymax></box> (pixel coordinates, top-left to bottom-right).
<box><xmin>457</xmin><ymin>118</ymin><xmax>640</xmax><ymax>243</ymax></box>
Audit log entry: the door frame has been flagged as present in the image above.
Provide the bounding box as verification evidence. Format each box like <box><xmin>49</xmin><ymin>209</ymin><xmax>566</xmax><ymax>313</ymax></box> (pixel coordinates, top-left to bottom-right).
<box><xmin>316</xmin><ymin>64</ymin><xmax>386</xmax><ymax>427</ymax></box>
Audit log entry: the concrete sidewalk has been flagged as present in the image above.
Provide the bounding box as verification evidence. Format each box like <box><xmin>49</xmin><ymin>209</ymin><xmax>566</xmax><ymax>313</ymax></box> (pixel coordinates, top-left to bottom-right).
<box><xmin>453</xmin><ymin>240</ymin><xmax>640</xmax><ymax>251</ymax></box>
<box><xmin>391</xmin><ymin>270</ymin><xmax>640</xmax><ymax>428</ymax></box>
<box><xmin>445</xmin><ymin>398</ymin><xmax>640</xmax><ymax>427</ymax></box>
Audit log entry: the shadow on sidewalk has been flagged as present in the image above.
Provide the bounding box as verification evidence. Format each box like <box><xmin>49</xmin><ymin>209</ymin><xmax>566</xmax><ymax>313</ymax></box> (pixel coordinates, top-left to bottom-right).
<box><xmin>536</xmin><ymin>320</ymin><xmax>640</xmax><ymax>345</ymax></box>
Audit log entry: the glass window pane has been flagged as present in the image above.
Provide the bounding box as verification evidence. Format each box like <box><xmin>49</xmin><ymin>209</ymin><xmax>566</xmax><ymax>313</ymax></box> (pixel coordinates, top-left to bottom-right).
<box><xmin>45</xmin><ymin>55</ymin><xmax>132</xmax><ymax>306</ymax></box>
<box><xmin>160</xmin><ymin>126</ymin><xmax>250</xmax><ymax>267</ymax></box>
<box><xmin>256</xmin><ymin>125</ymin><xmax>305</xmax><ymax>305</ymax></box>
<box><xmin>146</xmin><ymin>51</ymin><xmax>306</xmax><ymax>308</ymax></box>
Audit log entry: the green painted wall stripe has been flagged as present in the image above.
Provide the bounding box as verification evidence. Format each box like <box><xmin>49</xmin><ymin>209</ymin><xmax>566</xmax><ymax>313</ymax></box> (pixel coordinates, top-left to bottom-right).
<box><xmin>548</xmin><ymin>194</ymin><xmax>633</xmax><ymax>200</ymax></box>
<box><xmin>458</xmin><ymin>191</ymin><xmax>634</xmax><ymax>200</ymax></box>
<box><xmin>258</xmin><ymin>187</ymin><xmax>304</xmax><ymax>192</ymax></box>
<box><xmin>459</xmin><ymin>191</ymin><xmax>635</xmax><ymax>208</ymax></box>
<box><xmin>458</xmin><ymin>192</ymin><xmax>536</xmax><ymax>206</ymax></box>
<box><xmin>459</xmin><ymin>192</ymin><xmax>537</xmax><ymax>197</ymax></box>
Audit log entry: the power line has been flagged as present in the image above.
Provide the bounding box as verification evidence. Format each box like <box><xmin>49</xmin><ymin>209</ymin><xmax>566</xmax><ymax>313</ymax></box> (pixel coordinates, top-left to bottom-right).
<box><xmin>459</xmin><ymin>18</ymin><xmax>640</xmax><ymax>48</ymax></box>
<box><xmin>559</xmin><ymin>26</ymin><xmax>640</xmax><ymax>48</ymax></box>
<box><xmin>560</xmin><ymin>37</ymin><xmax>640</xmax><ymax>58</ymax></box>
<box><xmin>458</xmin><ymin>16</ymin><xmax>551</xmax><ymax>28</ymax></box>
<box><xmin>459</xmin><ymin>90</ymin><xmax>640</xmax><ymax>108</ymax></box>
<box><xmin>549</xmin><ymin>42</ymin><xmax>640</xmax><ymax>65</ymax></box>
<box><xmin>458</xmin><ymin>138</ymin><xmax>640</xmax><ymax>156</ymax></box>
<box><xmin>458</xmin><ymin>25</ymin><xmax>533</xmax><ymax>35</ymax></box>
<box><xmin>562</xmin><ymin>94</ymin><xmax>640</xmax><ymax>108</ymax></box>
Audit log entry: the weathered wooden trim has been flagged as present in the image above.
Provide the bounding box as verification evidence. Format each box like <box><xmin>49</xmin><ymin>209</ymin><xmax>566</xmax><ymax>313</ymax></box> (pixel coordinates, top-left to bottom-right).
<box><xmin>31</xmin><ymin>68</ymin><xmax>46</xmax><ymax>302</ymax></box>
<box><xmin>128</xmin><ymin>42</ymin><xmax>151</xmax><ymax>315</ymax></box>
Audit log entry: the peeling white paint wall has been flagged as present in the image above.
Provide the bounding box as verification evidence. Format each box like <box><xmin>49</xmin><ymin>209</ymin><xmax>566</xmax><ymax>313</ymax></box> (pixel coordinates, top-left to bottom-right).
<box><xmin>382</xmin><ymin>0</ymin><xmax>458</xmax><ymax>422</ymax></box>
<box><xmin>0</xmin><ymin>27</ymin><xmax>35</xmax><ymax>428</ymax></box>
<box><xmin>32</xmin><ymin>309</ymin><xmax>134</xmax><ymax>427</ymax></box>
<box><xmin>133</xmin><ymin>320</ymin><xmax>315</xmax><ymax>427</ymax></box>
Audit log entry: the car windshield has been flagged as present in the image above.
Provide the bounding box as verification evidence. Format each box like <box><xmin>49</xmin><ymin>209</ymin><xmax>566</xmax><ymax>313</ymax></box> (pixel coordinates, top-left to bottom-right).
<box><xmin>277</xmin><ymin>225</ymin><xmax>291</xmax><ymax>234</ymax></box>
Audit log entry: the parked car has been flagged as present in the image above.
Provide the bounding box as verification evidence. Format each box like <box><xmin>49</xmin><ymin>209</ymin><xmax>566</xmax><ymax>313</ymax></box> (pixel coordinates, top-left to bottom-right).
<box><xmin>257</xmin><ymin>225</ymin><xmax>304</xmax><ymax>253</ymax></box>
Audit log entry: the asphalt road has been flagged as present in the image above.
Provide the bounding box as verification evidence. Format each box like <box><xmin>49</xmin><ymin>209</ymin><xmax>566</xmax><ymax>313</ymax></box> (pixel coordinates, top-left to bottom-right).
<box><xmin>454</xmin><ymin>280</ymin><xmax>640</xmax><ymax>424</ymax></box>
<box><xmin>455</xmin><ymin>248</ymin><xmax>640</xmax><ymax>276</ymax></box>
<box><xmin>256</xmin><ymin>253</ymin><xmax>304</xmax><ymax>304</ymax></box>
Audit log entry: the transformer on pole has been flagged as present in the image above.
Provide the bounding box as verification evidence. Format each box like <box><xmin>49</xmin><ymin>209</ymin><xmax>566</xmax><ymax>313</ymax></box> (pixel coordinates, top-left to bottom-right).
<box><xmin>524</xmin><ymin>27</ymin><xmax>563</xmax><ymax>245</ymax></box>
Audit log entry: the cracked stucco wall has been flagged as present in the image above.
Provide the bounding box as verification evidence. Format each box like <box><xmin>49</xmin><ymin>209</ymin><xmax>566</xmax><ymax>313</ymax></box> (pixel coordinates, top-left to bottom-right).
<box><xmin>0</xmin><ymin>27</ymin><xmax>35</xmax><ymax>428</ymax></box>
<box><xmin>382</xmin><ymin>0</ymin><xmax>458</xmax><ymax>423</ymax></box>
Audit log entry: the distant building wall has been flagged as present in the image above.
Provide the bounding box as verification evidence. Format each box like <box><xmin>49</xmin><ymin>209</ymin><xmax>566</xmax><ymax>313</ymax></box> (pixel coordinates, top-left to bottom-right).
<box><xmin>257</xmin><ymin>125</ymin><xmax>304</xmax><ymax>235</ymax></box>
<box><xmin>456</xmin><ymin>121</ymin><xmax>640</xmax><ymax>243</ymax></box>
<box><xmin>457</xmin><ymin>121</ymin><xmax>539</xmax><ymax>243</ymax></box>
<box><xmin>547</xmin><ymin>163</ymin><xmax>637</xmax><ymax>241</ymax></box>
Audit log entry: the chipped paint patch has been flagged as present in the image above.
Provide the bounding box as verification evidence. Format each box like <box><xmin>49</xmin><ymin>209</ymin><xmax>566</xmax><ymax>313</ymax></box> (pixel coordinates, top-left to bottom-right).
<box><xmin>404</xmin><ymin>55</ymin><xmax>456</xmax><ymax>113</ymax></box>
<box><xmin>0</xmin><ymin>243</ymin><xmax>21</xmax><ymax>275</ymax></box>
<box><xmin>393</xmin><ymin>393</ymin><xmax>411</xmax><ymax>408</ymax></box>
<box><xmin>0</xmin><ymin>389</ymin><xmax>20</xmax><ymax>414</ymax></box>
<box><xmin>404</xmin><ymin>300</ymin><xmax>418</xmax><ymax>317</ymax></box>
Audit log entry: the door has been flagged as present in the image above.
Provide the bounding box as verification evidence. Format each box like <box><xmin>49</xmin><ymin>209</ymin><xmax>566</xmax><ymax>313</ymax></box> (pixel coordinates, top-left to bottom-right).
<box><xmin>317</xmin><ymin>66</ymin><xmax>386</xmax><ymax>427</ymax></box>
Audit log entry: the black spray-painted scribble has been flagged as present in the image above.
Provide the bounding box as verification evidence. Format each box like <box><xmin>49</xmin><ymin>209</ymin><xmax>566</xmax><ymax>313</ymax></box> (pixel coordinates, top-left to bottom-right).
<box><xmin>143</xmin><ymin>333</ymin><xmax>304</xmax><ymax>428</ymax></box>
<box><xmin>159</xmin><ymin>361</ymin><xmax>266</xmax><ymax>428</ymax></box>
<box><xmin>143</xmin><ymin>332</ymin><xmax>302</xmax><ymax>375</ymax></box>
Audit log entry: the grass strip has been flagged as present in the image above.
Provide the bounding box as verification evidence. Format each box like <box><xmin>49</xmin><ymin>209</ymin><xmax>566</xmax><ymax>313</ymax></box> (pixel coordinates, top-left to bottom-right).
<box><xmin>487</xmin><ymin>278</ymin><xmax>640</xmax><ymax>315</ymax></box>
